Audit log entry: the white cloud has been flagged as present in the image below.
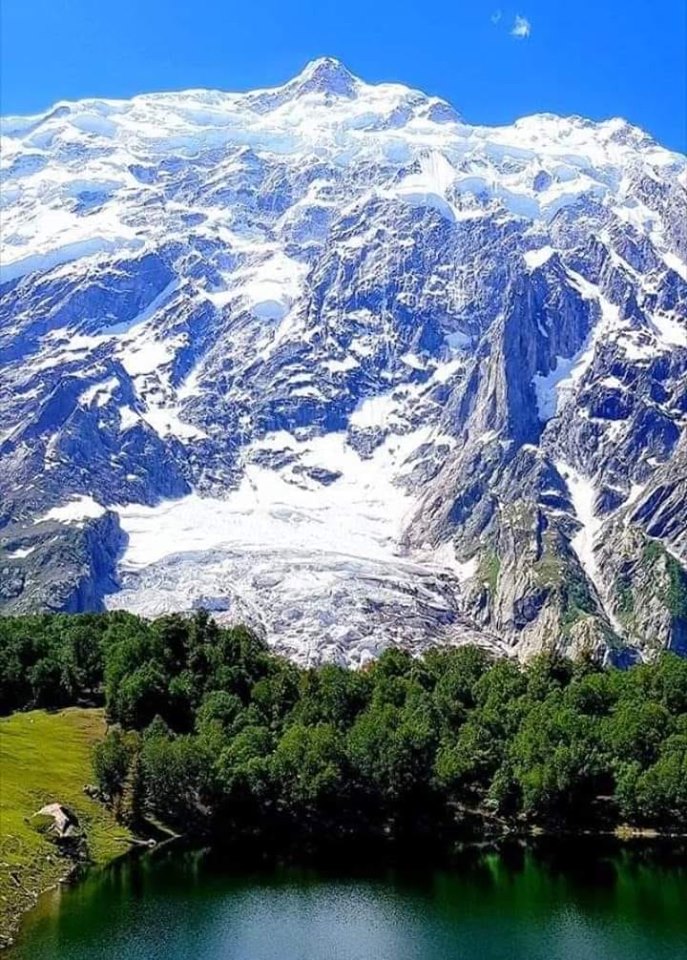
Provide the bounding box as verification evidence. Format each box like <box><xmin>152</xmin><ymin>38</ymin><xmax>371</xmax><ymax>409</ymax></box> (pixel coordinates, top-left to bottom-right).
<box><xmin>511</xmin><ymin>14</ymin><xmax>531</xmax><ymax>39</ymax></box>
<box><xmin>490</xmin><ymin>9</ymin><xmax>502</xmax><ymax>24</ymax></box>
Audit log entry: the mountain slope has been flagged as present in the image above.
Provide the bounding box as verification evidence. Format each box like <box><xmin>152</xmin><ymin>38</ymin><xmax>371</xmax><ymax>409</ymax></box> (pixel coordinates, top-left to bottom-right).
<box><xmin>1</xmin><ymin>58</ymin><xmax>686</xmax><ymax>664</ymax></box>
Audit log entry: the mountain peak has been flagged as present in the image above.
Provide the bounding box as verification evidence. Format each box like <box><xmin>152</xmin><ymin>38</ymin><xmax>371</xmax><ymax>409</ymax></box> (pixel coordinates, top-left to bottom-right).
<box><xmin>290</xmin><ymin>57</ymin><xmax>359</xmax><ymax>98</ymax></box>
<box><xmin>2</xmin><ymin>60</ymin><xmax>686</xmax><ymax>668</ymax></box>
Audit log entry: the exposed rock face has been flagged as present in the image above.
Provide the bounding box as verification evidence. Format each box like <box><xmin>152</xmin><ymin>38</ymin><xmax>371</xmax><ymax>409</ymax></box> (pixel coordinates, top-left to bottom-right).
<box><xmin>1</xmin><ymin>511</ymin><xmax>125</xmax><ymax>614</ymax></box>
<box><xmin>1</xmin><ymin>59</ymin><xmax>685</xmax><ymax>664</ymax></box>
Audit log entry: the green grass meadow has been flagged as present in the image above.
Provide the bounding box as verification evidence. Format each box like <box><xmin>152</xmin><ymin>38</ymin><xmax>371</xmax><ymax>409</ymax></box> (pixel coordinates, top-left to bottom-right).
<box><xmin>0</xmin><ymin>708</ymin><xmax>131</xmax><ymax>944</ymax></box>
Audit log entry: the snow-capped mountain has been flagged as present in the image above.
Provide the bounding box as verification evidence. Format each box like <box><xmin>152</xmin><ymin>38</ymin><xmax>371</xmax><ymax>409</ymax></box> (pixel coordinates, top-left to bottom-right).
<box><xmin>1</xmin><ymin>57</ymin><xmax>686</xmax><ymax>665</ymax></box>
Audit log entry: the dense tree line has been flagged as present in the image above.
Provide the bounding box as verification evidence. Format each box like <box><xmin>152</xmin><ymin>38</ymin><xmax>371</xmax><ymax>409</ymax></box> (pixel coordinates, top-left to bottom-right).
<box><xmin>1</xmin><ymin>611</ymin><xmax>686</xmax><ymax>835</ymax></box>
<box><xmin>0</xmin><ymin>612</ymin><xmax>110</xmax><ymax>712</ymax></box>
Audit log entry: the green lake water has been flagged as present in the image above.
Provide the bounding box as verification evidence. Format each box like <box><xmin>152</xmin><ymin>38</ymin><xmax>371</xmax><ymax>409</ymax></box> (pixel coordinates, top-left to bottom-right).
<box><xmin>11</xmin><ymin>840</ymin><xmax>687</xmax><ymax>959</ymax></box>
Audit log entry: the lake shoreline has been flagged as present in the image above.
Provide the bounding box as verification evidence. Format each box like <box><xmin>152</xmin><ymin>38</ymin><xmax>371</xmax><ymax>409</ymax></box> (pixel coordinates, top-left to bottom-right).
<box><xmin>0</xmin><ymin>827</ymin><xmax>154</xmax><ymax>952</ymax></box>
<box><xmin>6</xmin><ymin>819</ymin><xmax>687</xmax><ymax>952</ymax></box>
<box><xmin>1</xmin><ymin>818</ymin><xmax>180</xmax><ymax>952</ymax></box>
<box><xmin>4</xmin><ymin>758</ymin><xmax>686</xmax><ymax>953</ymax></box>
<box><xmin>9</xmin><ymin>833</ymin><xmax>687</xmax><ymax>960</ymax></box>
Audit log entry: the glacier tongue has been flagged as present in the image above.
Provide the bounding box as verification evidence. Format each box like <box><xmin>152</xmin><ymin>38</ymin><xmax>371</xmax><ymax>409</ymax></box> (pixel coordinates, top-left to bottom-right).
<box><xmin>107</xmin><ymin>430</ymin><xmax>490</xmax><ymax>666</ymax></box>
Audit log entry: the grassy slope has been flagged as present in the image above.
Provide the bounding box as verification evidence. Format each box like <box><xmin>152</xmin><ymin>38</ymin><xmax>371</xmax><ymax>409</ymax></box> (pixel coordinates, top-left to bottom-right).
<box><xmin>0</xmin><ymin>708</ymin><xmax>132</xmax><ymax>945</ymax></box>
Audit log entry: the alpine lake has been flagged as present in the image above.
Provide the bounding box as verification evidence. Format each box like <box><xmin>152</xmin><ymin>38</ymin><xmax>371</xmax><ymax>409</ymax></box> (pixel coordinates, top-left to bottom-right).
<box><xmin>9</xmin><ymin>837</ymin><xmax>687</xmax><ymax>960</ymax></box>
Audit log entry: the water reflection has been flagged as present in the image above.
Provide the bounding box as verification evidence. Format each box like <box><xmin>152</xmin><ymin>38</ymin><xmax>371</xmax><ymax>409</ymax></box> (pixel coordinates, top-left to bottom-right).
<box><xmin>12</xmin><ymin>839</ymin><xmax>687</xmax><ymax>960</ymax></box>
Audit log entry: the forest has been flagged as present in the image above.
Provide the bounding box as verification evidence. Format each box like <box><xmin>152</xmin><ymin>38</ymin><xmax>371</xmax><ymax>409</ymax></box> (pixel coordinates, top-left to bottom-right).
<box><xmin>1</xmin><ymin>611</ymin><xmax>686</xmax><ymax>838</ymax></box>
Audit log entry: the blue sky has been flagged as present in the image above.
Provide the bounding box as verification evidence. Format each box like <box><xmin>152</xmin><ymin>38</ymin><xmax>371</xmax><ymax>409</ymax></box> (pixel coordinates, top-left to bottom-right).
<box><xmin>1</xmin><ymin>0</ymin><xmax>685</xmax><ymax>150</ymax></box>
